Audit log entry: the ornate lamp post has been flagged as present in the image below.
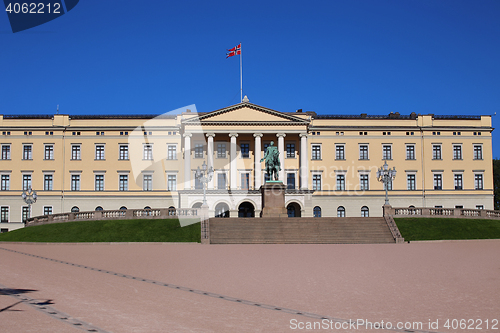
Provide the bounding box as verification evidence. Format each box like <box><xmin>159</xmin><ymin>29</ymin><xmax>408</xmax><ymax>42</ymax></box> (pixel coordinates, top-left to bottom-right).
<box><xmin>195</xmin><ymin>161</ymin><xmax>214</xmax><ymax>208</ymax></box>
<box><xmin>377</xmin><ymin>161</ymin><xmax>397</xmax><ymax>205</ymax></box>
<box><xmin>21</xmin><ymin>186</ymin><xmax>37</xmax><ymax>222</ymax></box>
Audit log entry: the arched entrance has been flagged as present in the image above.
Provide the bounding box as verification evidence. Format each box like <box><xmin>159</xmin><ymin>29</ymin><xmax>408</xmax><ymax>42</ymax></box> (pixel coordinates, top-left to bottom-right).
<box><xmin>238</xmin><ymin>202</ymin><xmax>255</xmax><ymax>217</ymax></box>
<box><xmin>215</xmin><ymin>202</ymin><xmax>230</xmax><ymax>218</ymax></box>
<box><xmin>286</xmin><ymin>202</ymin><xmax>301</xmax><ymax>217</ymax></box>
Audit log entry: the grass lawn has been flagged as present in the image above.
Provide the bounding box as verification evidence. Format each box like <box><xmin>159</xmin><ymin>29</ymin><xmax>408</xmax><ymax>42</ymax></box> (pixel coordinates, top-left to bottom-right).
<box><xmin>395</xmin><ymin>217</ymin><xmax>500</xmax><ymax>241</ymax></box>
<box><xmin>0</xmin><ymin>218</ymin><xmax>201</xmax><ymax>243</ymax></box>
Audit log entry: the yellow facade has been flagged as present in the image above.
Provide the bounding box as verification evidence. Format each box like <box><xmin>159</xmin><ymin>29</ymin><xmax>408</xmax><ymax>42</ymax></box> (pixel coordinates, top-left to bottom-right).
<box><xmin>0</xmin><ymin>102</ymin><xmax>493</xmax><ymax>231</ymax></box>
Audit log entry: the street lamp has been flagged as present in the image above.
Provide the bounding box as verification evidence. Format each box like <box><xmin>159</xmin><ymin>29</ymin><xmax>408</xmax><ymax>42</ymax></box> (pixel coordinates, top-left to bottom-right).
<box><xmin>377</xmin><ymin>161</ymin><xmax>397</xmax><ymax>205</ymax></box>
<box><xmin>21</xmin><ymin>186</ymin><xmax>37</xmax><ymax>222</ymax></box>
<box><xmin>195</xmin><ymin>161</ymin><xmax>214</xmax><ymax>208</ymax></box>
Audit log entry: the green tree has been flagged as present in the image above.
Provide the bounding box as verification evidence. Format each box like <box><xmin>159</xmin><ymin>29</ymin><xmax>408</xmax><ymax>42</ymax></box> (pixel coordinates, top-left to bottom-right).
<box><xmin>494</xmin><ymin>159</ymin><xmax>500</xmax><ymax>210</ymax></box>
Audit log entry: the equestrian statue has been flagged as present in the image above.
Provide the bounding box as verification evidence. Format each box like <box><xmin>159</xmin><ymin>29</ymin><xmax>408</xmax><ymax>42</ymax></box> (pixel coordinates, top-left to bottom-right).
<box><xmin>260</xmin><ymin>141</ymin><xmax>281</xmax><ymax>181</ymax></box>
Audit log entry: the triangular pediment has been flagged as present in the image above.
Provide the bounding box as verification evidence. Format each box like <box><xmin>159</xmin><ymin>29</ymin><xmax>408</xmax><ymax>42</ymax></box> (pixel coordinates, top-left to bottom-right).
<box><xmin>184</xmin><ymin>102</ymin><xmax>309</xmax><ymax>125</ymax></box>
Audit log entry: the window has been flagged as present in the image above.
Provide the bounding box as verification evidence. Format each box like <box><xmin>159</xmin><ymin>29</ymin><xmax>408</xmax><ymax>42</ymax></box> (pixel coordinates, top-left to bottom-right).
<box><xmin>23</xmin><ymin>144</ymin><xmax>32</xmax><ymax>160</ymax></box>
<box><xmin>71</xmin><ymin>145</ymin><xmax>81</xmax><ymax>160</ymax></box>
<box><xmin>337</xmin><ymin>206</ymin><xmax>345</xmax><ymax>217</ymax></box>
<box><xmin>44</xmin><ymin>144</ymin><xmax>54</xmax><ymax>160</ymax></box>
<box><xmin>22</xmin><ymin>174</ymin><xmax>31</xmax><ymax>190</ymax></box>
<box><xmin>312</xmin><ymin>174</ymin><xmax>321</xmax><ymax>191</ymax></box>
<box><xmin>95</xmin><ymin>145</ymin><xmax>105</xmax><ymax>160</ymax></box>
<box><xmin>96</xmin><ymin>132</ymin><xmax>104</xmax><ymax>136</ymax></box>
<box><xmin>453</xmin><ymin>145</ymin><xmax>462</xmax><ymax>160</ymax></box>
<box><xmin>335</xmin><ymin>145</ymin><xmax>345</xmax><ymax>160</ymax></box>
<box><xmin>143</xmin><ymin>175</ymin><xmax>153</xmax><ymax>191</ymax></box>
<box><xmin>359</xmin><ymin>145</ymin><xmax>368</xmax><ymax>160</ymax></box>
<box><xmin>119</xmin><ymin>175</ymin><xmax>128</xmax><ymax>191</ymax></box>
<box><xmin>215</xmin><ymin>203</ymin><xmax>229</xmax><ymax>218</ymax></box>
<box><xmin>95</xmin><ymin>175</ymin><xmax>104</xmax><ymax>191</ymax></box>
<box><xmin>474</xmin><ymin>174</ymin><xmax>483</xmax><ymax>190</ymax></box>
<box><xmin>1</xmin><ymin>207</ymin><xmax>9</xmax><ymax>222</ymax></box>
<box><xmin>143</xmin><ymin>144</ymin><xmax>153</xmax><ymax>160</ymax></box>
<box><xmin>407</xmin><ymin>174</ymin><xmax>416</xmax><ymax>190</ymax></box>
<box><xmin>287</xmin><ymin>173</ymin><xmax>295</xmax><ymax>189</ymax></box>
<box><xmin>432</xmin><ymin>145</ymin><xmax>442</xmax><ymax>160</ymax></box>
<box><xmin>119</xmin><ymin>145</ymin><xmax>129</xmax><ymax>160</ymax></box>
<box><xmin>1</xmin><ymin>175</ymin><xmax>10</xmax><ymax>191</ymax></box>
<box><xmin>45</xmin><ymin>131</ymin><xmax>53</xmax><ymax>136</ymax></box>
<box><xmin>360</xmin><ymin>174</ymin><xmax>369</xmax><ymax>190</ymax></box>
<box><xmin>71</xmin><ymin>206</ymin><xmax>80</xmax><ymax>213</ymax></box>
<box><xmin>22</xmin><ymin>206</ymin><xmax>30</xmax><ymax>222</ymax></box>
<box><xmin>313</xmin><ymin>206</ymin><xmax>321</xmax><ymax>218</ymax></box>
<box><xmin>194</xmin><ymin>174</ymin><xmax>203</xmax><ymax>190</ymax></box>
<box><xmin>43</xmin><ymin>206</ymin><xmax>53</xmax><ymax>215</ymax></box>
<box><xmin>44</xmin><ymin>174</ymin><xmax>53</xmax><ymax>191</ymax></box>
<box><xmin>473</xmin><ymin>145</ymin><xmax>482</xmax><ymax>160</ymax></box>
<box><xmin>167</xmin><ymin>175</ymin><xmax>177</xmax><ymax>191</ymax></box>
<box><xmin>241</xmin><ymin>173</ymin><xmax>250</xmax><ymax>190</ymax></box>
<box><xmin>1</xmin><ymin>145</ymin><xmax>11</xmax><ymax>160</ymax></box>
<box><xmin>167</xmin><ymin>145</ymin><xmax>177</xmax><ymax>160</ymax></box>
<box><xmin>71</xmin><ymin>175</ymin><xmax>80</xmax><ymax>191</ymax></box>
<box><xmin>95</xmin><ymin>206</ymin><xmax>104</xmax><ymax>211</ymax></box>
<box><xmin>217</xmin><ymin>173</ymin><xmax>226</xmax><ymax>190</ymax></box>
<box><xmin>194</xmin><ymin>143</ymin><xmax>204</xmax><ymax>158</ymax></box>
<box><xmin>406</xmin><ymin>145</ymin><xmax>415</xmax><ymax>160</ymax></box>
<box><xmin>433</xmin><ymin>174</ymin><xmax>442</xmax><ymax>190</ymax></box>
<box><xmin>454</xmin><ymin>174</ymin><xmax>463</xmax><ymax>190</ymax></box>
<box><xmin>361</xmin><ymin>206</ymin><xmax>369</xmax><ymax>217</ymax></box>
<box><xmin>312</xmin><ymin>145</ymin><xmax>321</xmax><ymax>160</ymax></box>
<box><xmin>382</xmin><ymin>145</ymin><xmax>392</xmax><ymax>160</ymax></box>
<box><xmin>286</xmin><ymin>143</ymin><xmax>295</xmax><ymax>158</ymax></box>
<box><xmin>217</xmin><ymin>143</ymin><xmax>226</xmax><ymax>158</ymax></box>
<box><xmin>336</xmin><ymin>174</ymin><xmax>345</xmax><ymax>191</ymax></box>
<box><xmin>476</xmin><ymin>205</ymin><xmax>484</xmax><ymax>210</ymax></box>
<box><xmin>240</xmin><ymin>143</ymin><xmax>249</xmax><ymax>158</ymax></box>
<box><xmin>120</xmin><ymin>206</ymin><xmax>127</xmax><ymax>210</ymax></box>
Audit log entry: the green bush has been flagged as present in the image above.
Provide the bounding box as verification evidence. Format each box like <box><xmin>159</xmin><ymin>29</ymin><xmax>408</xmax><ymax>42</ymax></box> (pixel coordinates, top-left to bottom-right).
<box><xmin>0</xmin><ymin>219</ymin><xmax>201</xmax><ymax>243</ymax></box>
<box><xmin>395</xmin><ymin>217</ymin><xmax>500</xmax><ymax>241</ymax></box>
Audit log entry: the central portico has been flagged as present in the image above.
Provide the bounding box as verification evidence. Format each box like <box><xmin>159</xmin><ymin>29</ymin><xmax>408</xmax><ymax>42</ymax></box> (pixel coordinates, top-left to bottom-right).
<box><xmin>178</xmin><ymin>100</ymin><xmax>314</xmax><ymax>217</ymax></box>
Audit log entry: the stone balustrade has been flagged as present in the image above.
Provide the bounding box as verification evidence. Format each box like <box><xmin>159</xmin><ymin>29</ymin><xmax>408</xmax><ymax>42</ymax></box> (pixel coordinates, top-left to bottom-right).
<box><xmin>385</xmin><ymin>206</ymin><xmax>500</xmax><ymax>219</ymax></box>
<box><xmin>26</xmin><ymin>207</ymin><xmax>200</xmax><ymax>227</ymax></box>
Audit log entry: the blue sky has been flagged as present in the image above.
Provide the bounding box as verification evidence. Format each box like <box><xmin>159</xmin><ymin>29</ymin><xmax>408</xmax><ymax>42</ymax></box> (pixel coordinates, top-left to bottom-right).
<box><xmin>1</xmin><ymin>0</ymin><xmax>499</xmax><ymax>157</ymax></box>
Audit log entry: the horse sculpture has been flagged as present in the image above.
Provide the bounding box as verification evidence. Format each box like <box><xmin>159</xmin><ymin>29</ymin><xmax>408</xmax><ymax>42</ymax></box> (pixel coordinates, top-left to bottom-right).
<box><xmin>260</xmin><ymin>141</ymin><xmax>281</xmax><ymax>181</ymax></box>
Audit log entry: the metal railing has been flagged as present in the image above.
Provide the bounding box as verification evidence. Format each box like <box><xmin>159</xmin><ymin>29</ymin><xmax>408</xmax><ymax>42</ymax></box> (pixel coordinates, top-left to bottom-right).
<box><xmin>26</xmin><ymin>207</ymin><xmax>200</xmax><ymax>226</ymax></box>
<box><xmin>387</xmin><ymin>207</ymin><xmax>500</xmax><ymax>219</ymax></box>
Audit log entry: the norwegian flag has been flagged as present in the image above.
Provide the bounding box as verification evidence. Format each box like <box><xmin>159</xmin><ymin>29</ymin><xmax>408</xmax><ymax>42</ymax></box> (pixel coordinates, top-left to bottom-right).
<box><xmin>226</xmin><ymin>43</ymin><xmax>241</xmax><ymax>58</ymax></box>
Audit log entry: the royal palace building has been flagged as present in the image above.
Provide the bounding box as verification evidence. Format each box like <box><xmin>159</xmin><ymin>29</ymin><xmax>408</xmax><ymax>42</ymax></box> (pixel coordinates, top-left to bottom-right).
<box><xmin>0</xmin><ymin>100</ymin><xmax>494</xmax><ymax>231</ymax></box>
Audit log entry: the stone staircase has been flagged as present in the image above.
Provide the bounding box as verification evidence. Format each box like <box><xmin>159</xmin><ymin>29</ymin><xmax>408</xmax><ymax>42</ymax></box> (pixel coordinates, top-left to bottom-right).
<box><xmin>209</xmin><ymin>217</ymin><xmax>396</xmax><ymax>244</ymax></box>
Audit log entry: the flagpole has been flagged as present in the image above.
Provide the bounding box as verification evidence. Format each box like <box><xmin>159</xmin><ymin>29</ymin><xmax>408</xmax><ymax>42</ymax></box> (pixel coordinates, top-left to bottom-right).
<box><xmin>240</xmin><ymin>42</ymin><xmax>243</xmax><ymax>102</ymax></box>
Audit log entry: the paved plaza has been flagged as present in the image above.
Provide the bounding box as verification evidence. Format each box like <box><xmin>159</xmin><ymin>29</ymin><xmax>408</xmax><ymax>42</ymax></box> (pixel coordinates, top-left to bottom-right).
<box><xmin>0</xmin><ymin>240</ymin><xmax>499</xmax><ymax>332</ymax></box>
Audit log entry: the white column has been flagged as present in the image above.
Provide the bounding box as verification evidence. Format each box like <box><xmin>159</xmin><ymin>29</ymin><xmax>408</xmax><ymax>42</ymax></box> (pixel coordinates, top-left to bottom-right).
<box><xmin>229</xmin><ymin>133</ymin><xmax>238</xmax><ymax>190</ymax></box>
<box><xmin>253</xmin><ymin>133</ymin><xmax>263</xmax><ymax>189</ymax></box>
<box><xmin>277</xmin><ymin>133</ymin><xmax>286</xmax><ymax>182</ymax></box>
<box><xmin>183</xmin><ymin>133</ymin><xmax>192</xmax><ymax>190</ymax></box>
<box><xmin>300</xmin><ymin>133</ymin><xmax>308</xmax><ymax>190</ymax></box>
<box><xmin>206</xmin><ymin>133</ymin><xmax>215</xmax><ymax>189</ymax></box>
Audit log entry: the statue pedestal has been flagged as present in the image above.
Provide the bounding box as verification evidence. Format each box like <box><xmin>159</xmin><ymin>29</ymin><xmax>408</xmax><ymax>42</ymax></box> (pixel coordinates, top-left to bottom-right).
<box><xmin>260</xmin><ymin>181</ymin><xmax>288</xmax><ymax>218</ymax></box>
